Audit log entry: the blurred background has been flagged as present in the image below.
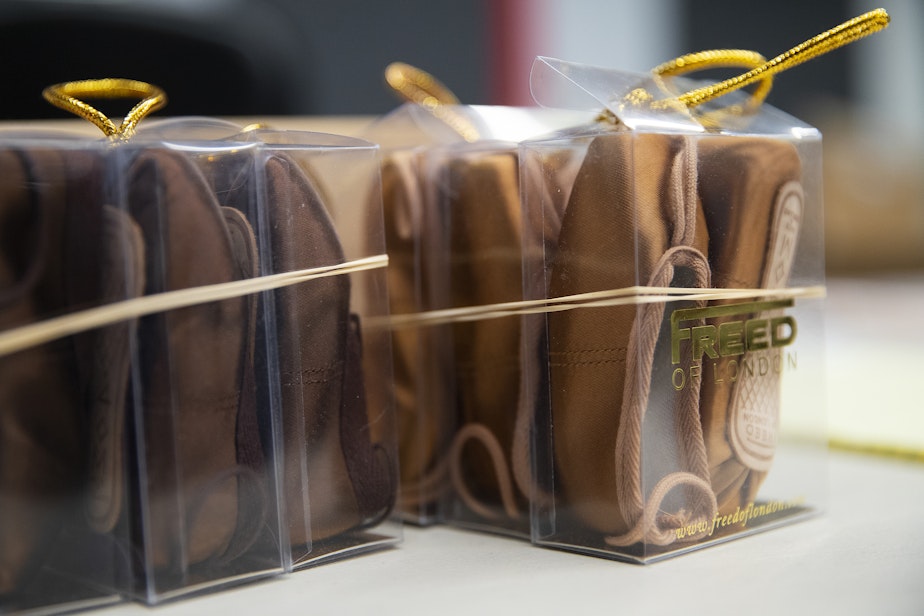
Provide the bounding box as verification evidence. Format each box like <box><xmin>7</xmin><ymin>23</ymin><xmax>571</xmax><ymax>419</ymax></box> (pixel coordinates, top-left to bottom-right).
<box><xmin>0</xmin><ymin>0</ymin><xmax>919</xmax><ymax>273</ymax></box>
<box><xmin>0</xmin><ymin>0</ymin><xmax>920</xmax><ymax>448</ymax></box>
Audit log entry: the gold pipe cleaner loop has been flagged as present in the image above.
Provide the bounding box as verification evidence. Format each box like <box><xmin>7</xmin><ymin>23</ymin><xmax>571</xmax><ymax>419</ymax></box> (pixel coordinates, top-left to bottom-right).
<box><xmin>384</xmin><ymin>61</ymin><xmax>481</xmax><ymax>142</ymax></box>
<box><xmin>653</xmin><ymin>49</ymin><xmax>774</xmax><ymax>112</ymax></box>
<box><xmin>42</xmin><ymin>78</ymin><xmax>167</xmax><ymax>138</ymax></box>
<box><xmin>386</xmin><ymin>61</ymin><xmax>460</xmax><ymax>107</ymax></box>
<box><xmin>600</xmin><ymin>49</ymin><xmax>774</xmax><ymax>124</ymax></box>
<box><xmin>661</xmin><ymin>8</ymin><xmax>890</xmax><ymax>111</ymax></box>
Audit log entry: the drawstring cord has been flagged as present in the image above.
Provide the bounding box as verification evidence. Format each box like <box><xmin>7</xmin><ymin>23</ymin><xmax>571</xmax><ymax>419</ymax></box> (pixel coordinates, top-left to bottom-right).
<box><xmin>607</xmin><ymin>137</ymin><xmax>716</xmax><ymax>546</ymax></box>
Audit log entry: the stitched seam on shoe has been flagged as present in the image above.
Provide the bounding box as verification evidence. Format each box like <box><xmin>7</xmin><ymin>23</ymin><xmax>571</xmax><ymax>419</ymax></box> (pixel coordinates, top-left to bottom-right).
<box><xmin>178</xmin><ymin>398</ymin><xmax>240</xmax><ymax>412</ymax></box>
<box><xmin>549</xmin><ymin>358</ymin><xmax>627</xmax><ymax>367</ymax></box>
<box><xmin>282</xmin><ymin>378</ymin><xmax>333</xmax><ymax>385</ymax></box>
<box><xmin>178</xmin><ymin>392</ymin><xmax>242</xmax><ymax>407</ymax></box>
<box><xmin>456</xmin><ymin>357</ymin><xmax>519</xmax><ymax>371</ymax></box>
<box><xmin>719</xmin><ymin>275</ymin><xmax>754</xmax><ymax>288</ymax></box>
<box><xmin>549</xmin><ymin>347</ymin><xmax>628</xmax><ymax>356</ymax></box>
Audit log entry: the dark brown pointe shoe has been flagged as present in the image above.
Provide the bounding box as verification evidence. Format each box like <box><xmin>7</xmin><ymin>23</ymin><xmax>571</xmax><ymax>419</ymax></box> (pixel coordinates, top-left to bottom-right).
<box><xmin>548</xmin><ymin>132</ymin><xmax>710</xmax><ymax>537</ymax></box>
<box><xmin>125</xmin><ymin>149</ymin><xmax>246</xmax><ymax>570</ymax></box>
<box><xmin>80</xmin><ymin>204</ymin><xmax>145</xmax><ymax>535</ymax></box>
<box><xmin>444</xmin><ymin>151</ymin><xmax>526</xmax><ymax>519</ymax></box>
<box><xmin>696</xmin><ymin>137</ymin><xmax>802</xmax><ymax>514</ymax></box>
<box><xmin>0</xmin><ymin>147</ymin><xmax>109</xmax><ymax>594</ymax></box>
<box><xmin>217</xmin><ymin>204</ymin><xmax>270</xmax><ymax>561</ymax></box>
<box><xmin>264</xmin><ymin>154</ymin><xmax>391</xmax><ymax>552</ymax></box>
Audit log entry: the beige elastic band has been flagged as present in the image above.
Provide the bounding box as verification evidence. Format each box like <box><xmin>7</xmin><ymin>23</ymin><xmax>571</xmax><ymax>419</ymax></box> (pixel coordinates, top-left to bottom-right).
<box><xmin>372</xmin><ymin>285</ymin><xmax>826</xmax><ymax>331</ymax></box>
<box><xmin>0</xmin><ymin>254</ymin><xmax>388</xmax><ymax>358</ymax></box>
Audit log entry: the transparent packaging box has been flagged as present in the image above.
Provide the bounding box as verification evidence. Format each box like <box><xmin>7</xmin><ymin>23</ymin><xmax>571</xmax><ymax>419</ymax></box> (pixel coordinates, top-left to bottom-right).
<box><xmin>366</xmin><ymin>104</ymin><xmax>590</xmax><ymax>529</ymax></box>
<box><xmin>425</xmin><ymin>139</ymin><xmax>530</xmax><ymax>536</ymax></box>
<box><xmin>0</xmin><ymin>114</ymin><xmax>399</xmax><ymax>610</ymax></box>
<box><xmin>239</xmin><ymin>128</ymin><xmax>400</xmax><ymax>570</ymax></box>
<box><xmin>0</xmin><ymin>133</ymin><xmax>133</xmax><ymax>614</ymax></box>
<box><xmin>521</xmin><ymin>58</ymin><xmax>827</xmax><ymax>562</ymax></box>
<box><xmin>114</xmin><ymin>127</ymin><xmax>286</xmax><ymax>602</ymax></box>
<box><xmin>365</xmin><ymin>108</ymin><xmax>455</xmax><ymax>525</ymax></box>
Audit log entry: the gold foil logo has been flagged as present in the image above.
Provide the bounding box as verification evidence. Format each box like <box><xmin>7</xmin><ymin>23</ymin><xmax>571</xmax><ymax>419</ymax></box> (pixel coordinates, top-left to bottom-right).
<box><xmin>670</xmin><ymin>299</ymin><xmax>796</xmax><ymax>366</ymax></box>
<box><xmin>671</xmin><ymin>298</ymin><xmax>798</xmax><ymax>472</ymax></box>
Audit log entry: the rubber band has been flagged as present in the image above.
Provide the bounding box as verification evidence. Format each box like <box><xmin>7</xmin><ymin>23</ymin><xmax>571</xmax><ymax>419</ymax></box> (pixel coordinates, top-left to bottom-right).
<box><xmin>370</xmin><ymin>285</ymin><xmax>826</xmax><ymax>331</ymax></box>
<box><xmin>0</xmin><ymin>255</ymin><xmax>388</xmax><ymax>358</ymax></box>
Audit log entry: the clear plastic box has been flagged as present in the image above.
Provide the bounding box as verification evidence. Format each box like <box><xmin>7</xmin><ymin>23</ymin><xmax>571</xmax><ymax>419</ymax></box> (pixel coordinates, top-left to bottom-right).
<box><xmin>367</xmin><ymin>105</ymin><xmax>591</xmax><ymax>529</ymax></box>
<box><xmin>241</xmin><ymin>129</ymin><xmax>400</xmax><ymax>570</ymax></box>
<box><xmin>0</xmin><ymin>134</ymin><xmax>132</xmax><ymax>613</ymax></box>
<box><xmin>520</xmin><ymin>58</ymin><xmax>827</xmax><ymax>562</ymax></box>
<box><xmin>0</xmin><ymin>118</ymin><xmax>399</xmax><ymax>610</ymax></box>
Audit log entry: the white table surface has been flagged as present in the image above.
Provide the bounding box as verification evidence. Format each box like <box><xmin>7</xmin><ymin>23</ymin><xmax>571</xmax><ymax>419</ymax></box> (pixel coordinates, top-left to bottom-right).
<box><xmin>824</xmin><ymin>275</ymin><xmax>924</xmax><ymax>454</ymax></box>
<box><xmin>94</xmin><ymin>449</ymin><xmax>923</xmax><ymax>616</ymax></box>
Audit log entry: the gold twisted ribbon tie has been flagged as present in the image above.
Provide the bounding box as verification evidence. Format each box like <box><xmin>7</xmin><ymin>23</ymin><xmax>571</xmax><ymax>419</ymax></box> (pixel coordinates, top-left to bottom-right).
<box><xmin>620</xmin><ymin>8</ymin><xmax>890</xmax><ymax>117</ymax></box>
<box><xmin>384</xmin><ymin>61</ymin><xmax>481</xmax><ymax>142</ymax></box>
<box><xmin>42</xmin><ymin>78</ymin><xmax>167</xmax><ymax>138</ymax></box>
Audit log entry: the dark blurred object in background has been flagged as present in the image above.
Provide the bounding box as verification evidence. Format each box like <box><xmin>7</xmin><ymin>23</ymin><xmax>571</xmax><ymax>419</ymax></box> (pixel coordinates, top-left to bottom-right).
<box><xmin>0</xmin><ymin>0</ymin><xmax>309</xmax><ymax>116</ymax></box>
<box><xmin>0</xmin><ymin>0</ymin><xmax>920</xmax><ymax>273</ymax></box>
<box><xmin>683</xmin><ymin>0</ymin><xmax>852</xmax><ymax>123</ymax></box>
<box><xmin>685</xmin><ymin>0</ymin><xmax>924</xmax><ymax>273</ymax></box>
<box><xmin>0</xmin><ymin>0</ymin><xmax>487</xmax><ymax>118</ymax></box>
